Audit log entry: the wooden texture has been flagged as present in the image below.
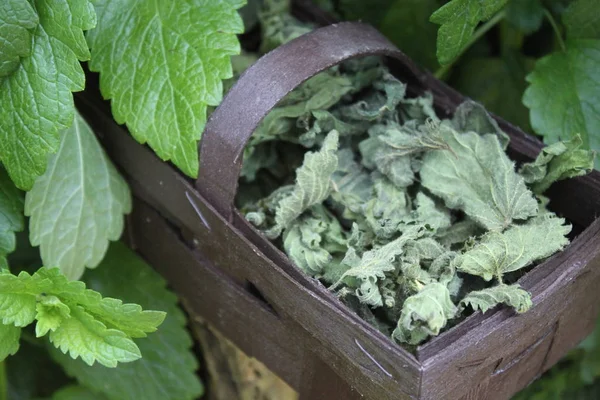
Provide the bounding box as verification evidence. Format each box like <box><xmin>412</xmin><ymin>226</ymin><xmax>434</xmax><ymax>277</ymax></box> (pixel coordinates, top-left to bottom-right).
<box><xmin>78</xmin><ymin>10</ymin><xmax>600</xmax><ymax>400</ymax></box>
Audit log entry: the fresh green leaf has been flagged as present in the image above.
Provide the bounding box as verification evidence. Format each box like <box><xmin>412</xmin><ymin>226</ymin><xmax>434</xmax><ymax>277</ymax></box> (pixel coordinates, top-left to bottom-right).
<box><xmin>49</xmin><ymin>305</ymin><xmax>141</xmax><ymax>367</ymax></box>
<box><xmin>457</xmin><ymin>215</ymin><xmax>570</xmax><ymax>281</ymax></box>
<box><xmin>35</xmin><ymin>295</ymin><xmax>71</xmax><ymax>337</ymax></box>
<box><xmin>0</xmin><ymin>267</ymin><xmax>165</xmax><ymax>367</ymax></box>
<box><xmin>379</xmin><ymin>0</ymin><xmax>439</xmax><ymax>70</ymax></box>
<box><xmin>51</xmin><ymin>242</ymin><xmax>203</xmax><ymax>400</ymax></box>
<box><xmin>6</xmin><ymin>340</ymin><xmax>71</xmax><ymax>400</ymax></box>
<box><xmin>0</xmin><ymin>323</ymin><xmax>20</xmax><ymax>361</ymax></box>
<box><xmin>430</xmin><ymin>0</ymin><xmax>508</xmax><ymax>64</ymax></box>
<box><xmin>0</xmin><ymin>168</ymin><xmax>24</xmax><ymax>269</ymax></box>
<box><xmin>86</xmin><ymin>0</ymin><xmax>245</xmax><ymax>178</ymax></box>
<box><xmin>0</xmin><ymin>0</ymin><xmax>39</xmax><ymax>77</ymax></box>
<box><xmin>25</xmin><ymin>112</ymin><xmax>132</xmax><ymax>280</ymax></box>
<box><xmin>267</xmin><ymin>131</ymin><xmax>339</xmax><ymax>238</ymax></box>
<box><xmin>393</xmin><ymin>282</ymin><xmax>457</xmax><ymax>345</ymax></box>
<box><xmin>421</xmin><ymin>128</ymin><xmax>538</xmax><ymax>231</ymax></box>
<box><xmin>35</xmin><ymin>268</ymin><xmax>165</xmax><ymax>338</ymax></box>
<box><xmin>523</xmin><ymin>39</ymin><xmax>600</xmax><ymax>168</ymax></box>
<box><xmin>519</xmin><ymin>135</ymin><xmax>595</xmax><ymax>194</ymax></box>
<box><xmin>0</xmin><ymin>0</ymin><xmax>96</xmax><ymax>190</ymax></box>
<box><xmin>53</xmin><ymin>385</ymin><xmax>109</xmax><ymax>400</ymax></box>
<box><xmin>461</xmin><ymin>283</ymin><xmax>532</xmax><ymax>313</ymax></box>
<box><xmin>505</xmin><ymin>0</ymin><xmax>544</xmax><ymax>34</ymax></box>
<box><xmin>563</xmin><ymin>0</ymin><xmax>600</xmax><ymax>39</ymax></box>
<box><xmin>0</xmin><ymin>271</ymin><xmax>40</xmax><ymax>327</ymax></box>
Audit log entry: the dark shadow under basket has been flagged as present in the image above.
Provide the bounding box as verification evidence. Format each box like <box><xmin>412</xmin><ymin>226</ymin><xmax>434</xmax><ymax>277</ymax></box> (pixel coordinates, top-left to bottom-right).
<box><xmin>77</xmin><ymin>19</ymin><xmax>600</xmax><ymax>400</ymax></box>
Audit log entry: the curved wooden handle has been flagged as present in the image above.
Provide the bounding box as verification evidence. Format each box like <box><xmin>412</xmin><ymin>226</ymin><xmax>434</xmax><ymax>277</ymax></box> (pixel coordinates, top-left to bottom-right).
<box><xmin>196</xmin><ymin>22</ymin><xmax>426</xmax><ymax>220</ymax></box>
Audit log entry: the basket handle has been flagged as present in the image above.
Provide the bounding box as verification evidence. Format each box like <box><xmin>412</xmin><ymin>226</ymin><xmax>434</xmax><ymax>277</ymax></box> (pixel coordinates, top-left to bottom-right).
<box><xmin>196</xmin><ymin>22</ymin><xmax>426</xmax><ymax>221</ymax></box>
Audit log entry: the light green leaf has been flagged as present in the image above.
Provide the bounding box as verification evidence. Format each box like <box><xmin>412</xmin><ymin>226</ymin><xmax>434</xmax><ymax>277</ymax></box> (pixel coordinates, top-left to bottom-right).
<box><xmin>523</xmin><ymin>39</ymin><xmax>600</xmax><ymax>168</ymax></box>
<box><xmin>86</xmin><ymin>0</ymin><xmax>245</xmax><ymax>178</ymax></box>
<box><xmin>49</xmin><ymin>305</ymin><xmax>141</xmax><ymax>367</ymax></box>
<box><xmin>53</xmin><ymin>385</ymin><xmax>109</xmax><ymax>400</ymax></box>
<box><xmin>457</xmin><ymin>215</ymin><xmax>570</xmax><ymax>281</ymax></box>
<box><xmin>461</xmin><ymin>284</ymin><xmax>532</xmax><ymax>313</ymax></box>
<box><xmin>0</xmin><ymin>266</ymin><xmax>165</xmax><ymax>367</ymax></box>
<box><xmin>0</xmin><ymin>0</ymin><xmax>39</xmax><ymax>77</ymax></box>
<box><xmin>51</xmin><ymin>242</ymin><xmax>203</xmax><ymax>400</ymax></box>
<box><xmin>35</xmin><ymin>295</ymin><xmax>71</xmax><ymax>337</ymax></box>
<box><xmin>430</xmin><ymin>0</ymin><xmax>508</xmax><ymax>64</ymax></box>
<box><xmin>267</xmin><ymin>131</ymin><xmax>339</xmax><ymax>238</ymax></box>
<box><xmin>35</xmin><ymin>267</ymin><xmax>166</xmax><ymax>338</ymax></box>
<box><xmin>379</xmin><ymin>0</ymin><xmax>439</xmax><ymax>70</ymax></box>
<box><xmin>0</xmin><ymin>323</ymin><xmax>21</xmax><ymax>361</ymax></box>
<box><xmin>0</xmin><ymin>167</ymin><xmax>24</xmax><ymax>269</ymax></box>
<box><xmin>519</xmin><ymin>135</ymin><xmax>595</xmax><ymax>194</ymax></box>
<box><xmin>0</xmin><ymin>271</ymin><xmax>41</xmax><ymax>326</ymax></box>
<box><xmin>392</xmin><ymin>282</ymin><xmax>457</xmax><ymax>345</ymax></box>
<box><xmin>420</xmin><ymin>128</ymin><xmax>538</xmax><ymax>231</ymax></box>
<box><xmin>25</xmin><ymin>112</ymin><xmax>132</xmax><ymax>280</ymax></box>
<box><xmin>0</xmin><ymin>0</ymin><xmax>96</xmax><ymax>190</ymax></box>
<box><xmin>563</xmin><ymin>0</ymin><xmax>600</xmax><ymax>40</ymax></box>
<box><xmin>505</xmin><ymin>0</ymin><xmax>544</xmax><ymax>34</ymax></box>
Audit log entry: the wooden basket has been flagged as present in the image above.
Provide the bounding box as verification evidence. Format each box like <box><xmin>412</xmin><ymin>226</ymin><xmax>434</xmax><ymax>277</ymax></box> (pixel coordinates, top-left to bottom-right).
<box><xmin>77</xmin><ymin>16</ymin><xmax>600</xmax><ymax>400</ymax></box>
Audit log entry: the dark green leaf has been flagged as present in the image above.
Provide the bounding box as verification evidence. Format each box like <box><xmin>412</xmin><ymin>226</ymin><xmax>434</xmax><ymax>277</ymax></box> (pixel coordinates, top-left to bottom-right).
<box><xmin>452</xmin><ymin>57</ymin><xmax>533</xmax><ymax>132</ymax></box>
<box><xmin>430</xmin><ymin>0</ymin><xmax>508</xmax><ymax>64</ymax></box>
<box><xmin>0</xmin><ymin>0</ymin><xmax>96</xmax><ymax>190</ymax></box>
<box><xmin>563</xmin><ymin>0</ymin><xmax>600</xmax><ymax>39</ymax></box>
<box><xmin>523</xmin><ymin>39</ymin><xmax>600</xmax><ymax>168</ymax></box>
<box><xmin>0</xmin><ymin>168</ymin><xmax>24</xmax><ymax>269</ymax></box>
<box><xmin>379</xmin><ymin>0</ymin><xmax>439</xmax><ymax>70</ymax></box>
<box><xmin>505</xmin><ymin>0</ymin><xmax>544</xmax><ymax>34</ymax></box>
<box><xmin>51</xmin><ymin>242</ymin><xmax>203</xmax><ymax>400</ymax></box>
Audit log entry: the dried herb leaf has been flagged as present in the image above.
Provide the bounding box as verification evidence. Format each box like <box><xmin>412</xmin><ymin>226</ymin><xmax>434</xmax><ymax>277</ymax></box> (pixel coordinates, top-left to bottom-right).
<box><xmin>461</xmin><ymin>284</ymin><xmax>532</xmax><ymax>313</ymax></box>
<box><xmin>519</xmin><ymin>135</ymin><xmax>595</xmax><ymax>194</ymax></box>
<box><xmin>393</xmin><ymin>282</ymin><xmax>457</xmax><ymax>345</ymax></box>
<box><xmin>267</xmin><ymin>131</ymin><xmax>339</xmax><ymax>238</ymax></box>
<box><xmin>457</xmin><ymin>215</ymin><xmax>570</xmax><ymax>282</ymax></box>
<box><xmin>421</xmin><ymin>128</ymin><xmax>538</xmax><ymax>231</ymax></box>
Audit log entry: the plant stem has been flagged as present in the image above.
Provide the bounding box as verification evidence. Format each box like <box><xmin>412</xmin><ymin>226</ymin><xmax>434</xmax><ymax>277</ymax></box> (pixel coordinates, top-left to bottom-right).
<box><xmin>434</xmin><ymin>10</ymin><xmax>507</xmax><ymax>80</ymax></box>
<box><xmin>543</xmin><ymin>8</ymin><xmax>566</xmax><ymax>52</ymax></box>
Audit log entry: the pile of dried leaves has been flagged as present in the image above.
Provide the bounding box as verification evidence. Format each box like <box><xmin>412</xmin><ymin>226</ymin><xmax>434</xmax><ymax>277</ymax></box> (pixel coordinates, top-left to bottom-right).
<box><xmin>235</xmin><ymin>0</ymin><xmax>595</xmax><ymax>346</ymax></box>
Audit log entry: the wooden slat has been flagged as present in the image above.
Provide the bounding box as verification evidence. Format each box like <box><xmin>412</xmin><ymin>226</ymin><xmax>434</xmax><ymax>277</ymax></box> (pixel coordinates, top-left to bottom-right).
<box><xmin>77</xmin><ymin>96</ymin><xmax>421</xmax><ymax>400</ymax></box>
<box><xmin>419</xmin><ymin>219</ymin><xmax>600</xmax><ymax>399</ymax></box>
